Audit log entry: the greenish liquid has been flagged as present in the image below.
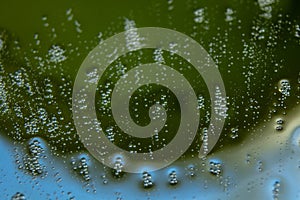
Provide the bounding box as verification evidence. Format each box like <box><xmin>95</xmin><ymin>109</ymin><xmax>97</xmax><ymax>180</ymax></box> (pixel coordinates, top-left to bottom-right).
<box><xmin>0</xmin><ymin>0</ymin><xmax>300</xmax><ymax>199</ymax></box>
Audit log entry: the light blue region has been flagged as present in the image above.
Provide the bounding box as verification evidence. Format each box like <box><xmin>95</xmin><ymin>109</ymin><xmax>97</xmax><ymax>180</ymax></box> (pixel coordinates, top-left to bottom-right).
<box><xmin>1</xmin><ymin>127</ymin><xmax>300</xmax><ymax>200</ymax></box>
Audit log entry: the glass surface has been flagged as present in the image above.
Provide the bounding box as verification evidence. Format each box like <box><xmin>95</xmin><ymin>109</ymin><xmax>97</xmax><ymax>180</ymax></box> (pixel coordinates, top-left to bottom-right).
<box><xmin>0</xmin><ymin>0</ymin><xmax>300</xmax><ymax>199</ymax></box>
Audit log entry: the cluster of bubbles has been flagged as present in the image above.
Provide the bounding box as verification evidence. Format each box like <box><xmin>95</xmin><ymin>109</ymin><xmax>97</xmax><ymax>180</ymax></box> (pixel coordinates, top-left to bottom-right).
<box><xmin>21</xmin><ymin>139</ymin><xmax>45</xmax><ymax>176</ymax></box>
<box><xmin>229</xmin><ymin>127</ymin><xmax>239</xmax><ymax>139</ymax></box>
<box><xmin>113</xmin><ymin>157</ymin><xmax>123</xmax><ymax>177</ymax></box>
<box><xmin>47</xmin><ymin>45</ymin><xmax>67</xmax><ymax>64</ymax></box>
<box><xmin>187</xmin><ymin>165</ymin><xmax>196</xmax><ymax>177</ymax></box>
<box><xmin>11</xmin><ymin>192</ymin><xmax>26</xmax><ymax>200</ymax></box>
<box><xmin>275</xmin><ymin>118</ymin><xmax>284</xmax><ymax>131</ymax></box>
<box><xmin>225</xmin><ymin>8</ymin><xmax>235</xmax><ymax>23</ymax></box>
<box><xmin>209</xmin><ymin>160</ymin><xmax>222</xmax><ymax>176</ymax></box>
<box><xmin>201</xmin><ymin>128</ymin><xmax>209</xmax><ymax>155</ymax></box>
<box><xmin>258</xmin><ymin>0</ymin><xmax>277</xmax><ymax>19</ymax></box>
<box><xmin>65</xmin><ymin>8</ymin><xmax>82</xmax><ymax>34</ymax></box>
<box><xmin>272</xmin><ymin>180</ymin><xmax>281</xmax><ymax>200</ymax></box>
<box><xmin>142</xmin><ymin>171</ymin><xmax>153</xmax><ymax>188</ymax></box>
<box><xmin>257</xmin><ymin>160</ymin><xmax>264</xmax><ymax>172</ymax></box>
<box><xmin>278</xmin><ymin>79</ymin><xmax>291</xmax><ymax>98</ymax></box>
<box><xmin>168</xmin><ymin>170</ymin><xmax>178</xmax><ymax>185</ymax></box>
<box><xmin>194</xmin><ymin>8</ymin><xmax>205</xmax><ymax>24</ymax></box>
<box><xmin>71</xmin><ymin>156</ymin><xmax>91</xmax><ymax>181</ymax></box>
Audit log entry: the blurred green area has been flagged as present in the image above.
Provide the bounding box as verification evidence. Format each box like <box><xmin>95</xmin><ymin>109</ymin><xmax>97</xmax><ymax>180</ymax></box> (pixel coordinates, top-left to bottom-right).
<box><xmin>0</xmin><ymin>0</ymin><xmax>299</xmax><ymax>156</ymax></box>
